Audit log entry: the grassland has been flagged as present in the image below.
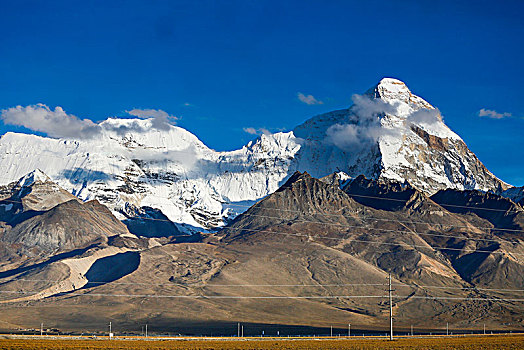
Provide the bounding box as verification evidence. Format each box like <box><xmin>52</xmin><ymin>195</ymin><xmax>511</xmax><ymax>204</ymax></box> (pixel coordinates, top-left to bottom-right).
<box><xmin>0</xmin><ymin>335</ymin><xmax>522</xmax><ymax>350</ymax></box>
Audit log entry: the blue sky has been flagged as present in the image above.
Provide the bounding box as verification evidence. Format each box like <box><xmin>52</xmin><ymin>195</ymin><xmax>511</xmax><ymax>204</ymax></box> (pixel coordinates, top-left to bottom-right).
<box><xmin>1</xmin><ymin>0</ymin><xmax>523</xmax><ymax>185</ymax></box>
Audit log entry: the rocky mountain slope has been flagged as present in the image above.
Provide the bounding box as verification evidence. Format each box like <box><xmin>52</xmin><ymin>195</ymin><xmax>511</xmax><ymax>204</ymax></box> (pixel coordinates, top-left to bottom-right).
<box><xmin>0</xmin><ymin>171</ymin><xmax>151</xmax><ymax>303</ymax></box>
<box><xmin>0</xmin><ymin>171</ymin><xmax>521</xmax><ymax>333</ymax></box>
<box><xmin>0</xmin><ymin>78</ymin><xmax>511</xmax><ymax>232</ymax></box>
<box><xmin>0</xmin><ymin>170</ymin><xmax>131</xmax><ymax>255</ymax></box>
<box><xmin>225</xmin><ymin>172</ymin><xmax>523</xmax><ymax>288</ymax></box>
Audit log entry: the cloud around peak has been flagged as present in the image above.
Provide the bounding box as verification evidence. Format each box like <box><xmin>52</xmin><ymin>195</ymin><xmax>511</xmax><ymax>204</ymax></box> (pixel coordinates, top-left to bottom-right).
<box><xmin>0</xmin><ymin>104</ymin><xmax>101</xmax><ymax>139</ymax></box>
<box><xmin>0</xmin><ymin>104</ymin><xmax>179</xmax><ymax>139</ymax></box>
<box><xmin>243</xmin><ymin>127</ymin><xmax>270</xmax><ymax>136</ymax></box>
<box><xmin>325</xmin><ymin>94</ymin><xmax>395</xmax><ymax>152</ymax></box>
<box><xmin>325</xmin><ymin>94</ymin><xmax>444</xmax><ymax>153</ymax></box>
<box><xmin>126</xmin><ymin>108</ymin><xmax>178</xmax><ymax>131</ymax></box>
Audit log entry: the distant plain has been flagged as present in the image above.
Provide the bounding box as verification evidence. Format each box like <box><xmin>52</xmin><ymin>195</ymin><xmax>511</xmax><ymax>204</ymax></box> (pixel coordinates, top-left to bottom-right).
<box><xmin>0</xmin><ymin>335</ymin><xmax>523</xmax><ymax>350</ymax></box>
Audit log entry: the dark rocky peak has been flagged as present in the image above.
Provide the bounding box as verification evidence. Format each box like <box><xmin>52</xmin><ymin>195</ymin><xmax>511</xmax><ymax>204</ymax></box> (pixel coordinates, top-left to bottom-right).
<box><xmin>430</xmin><ymin>189</ymin><xmax>524</xmax><ymax>234</ymax></box>
<box><xmin>319</xmin><ymin>172</ymin><xmax>352</xmax><ymax>187</ymax></box>
<box><xmin>269</xmin><ymin>171</ymin><xmax>353</xmax><ymax>210</ymax></box>
<box><xmin>411</xmin><ymin>125</ymin><xmax>449</xmax><ymax>152</ymax></box>
<box><xmin>341</xmin><ymin>174</ymin><xmax>427</xmax><ymax>211</ymax></box>
<box><xmin>276</xmin><ymin>171</ymin><xmax>329</xmax><ymax>193</ymax></box>
<box><xmin>222</xmin><ymin>171</ymin><xmax>362</xmax><ymax>241</ymax></box>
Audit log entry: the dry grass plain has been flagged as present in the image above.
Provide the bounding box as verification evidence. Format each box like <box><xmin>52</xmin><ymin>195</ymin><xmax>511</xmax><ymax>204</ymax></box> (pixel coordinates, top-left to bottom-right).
<box><xmin>0</xmin><ymin>335</ymin><xmax>522</xmax><ymax>350</ymax></box>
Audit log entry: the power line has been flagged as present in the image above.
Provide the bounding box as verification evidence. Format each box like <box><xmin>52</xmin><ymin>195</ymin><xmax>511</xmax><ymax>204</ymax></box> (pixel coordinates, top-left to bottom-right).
<box><xmin>3</xmin><ymin>278</ymin><xmax>524</xmax><ymax>293</ymax></box>
<box><xmin>4</xmin><ymin>279</ymin><xmax>385</xmax><ymax>288</ymax></box>
<box><xmin>342</xmin><ymin>192</ymin><xmax>522</xmax><ymax>213</ymax></box>
<box><xmin>1</xmin><ymin>195</ymin><xmax>519</xmax><ymax>256</ymax></box>
<box><xmin>212</xmin><ymin>211</ymin><xmax>516</xmax><ymax>244</ymax></box>
<box><xmin>220</xmin><ymin>226</ymin><xmax>524</xmax><ymax>257</ymax></box>
<box><xmin>2</xmin><ymin>174</ymin><xmax>523</xmax><ymax>235</ymax></box>
<box><xmin>0</xmin><ymin>196</ymin><xmax>520</xmax><ymax>245</ymax></box>
<box><xmin>0</xmin><ymin>290</ymin><xmax>523</xmax><ymax>302</ymax></box>
<box><xmin>0</xmin><ymin>146</ymin><xmax>519</xmax><ymax>217</ymax></box>
<box><xmin>1</xmin><ymin>193</ymin><xmax>521</xmax><ymax>256</ymax></box>
<box><xmin>0</xmin><ymin>198</ymin><xmax>192</xmax><ymax>226</ymax></box>
<box><xmin>1</xmin><ymin>166</ymin><xmax>522</xmax><ymax>218</ymax></box>
<box><xmin>224</xmin><ymin>203</ymin><xmax>524</xmax><ymax>234</ymax></box>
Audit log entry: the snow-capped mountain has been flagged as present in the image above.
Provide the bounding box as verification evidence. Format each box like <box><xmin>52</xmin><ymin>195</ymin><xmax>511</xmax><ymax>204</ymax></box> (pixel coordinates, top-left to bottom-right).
<box><xmin>0</xmin><ymin>78</ymin><xmax>510</xmax><ymax>232</ymax></box>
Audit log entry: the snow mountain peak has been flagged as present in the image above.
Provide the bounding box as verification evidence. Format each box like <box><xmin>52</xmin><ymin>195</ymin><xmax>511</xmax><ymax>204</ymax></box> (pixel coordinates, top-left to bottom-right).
<box><xmin>365</xmin><ymin>77</ymin><xmax>433</xmax><ymax>111</ymax></box>
<box><xmin>374</xmin><ymin>77</ymin><xmax>411</xmax><ymax>102</ymax></box>
<box><xmin>0</xmin><ymin>78</ymin><xmax>512</xmax><ymax>232</ymax></box>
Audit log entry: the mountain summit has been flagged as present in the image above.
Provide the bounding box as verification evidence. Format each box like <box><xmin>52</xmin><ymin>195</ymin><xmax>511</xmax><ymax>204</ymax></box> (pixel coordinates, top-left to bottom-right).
<box><xmin>0</xmin><ymin>78</ymin><xmax>511</xmax><ymax>231</ymax></box>
<box><xmin>368</xmin><ymin>78</ymin><xmax>431</xmax><ymax>107</ymax></box>
<box><xmin>294</xmin><ymin>77</ymin><xmax>507</xmax><ymax>194</ymax></box>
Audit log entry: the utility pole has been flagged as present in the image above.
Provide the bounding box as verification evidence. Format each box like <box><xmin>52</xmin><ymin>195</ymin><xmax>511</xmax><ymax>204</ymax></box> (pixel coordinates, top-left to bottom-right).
<box><xmin>145</xmin><ymin>324</ymin><xmax>148</xmax><ymax>338</ymax></box>
<box><xmin>238</xmin><ymin>323</ymin><xmax>240</xmax><ymax>337</ymax></box>
<box><xmin>330</xmin><ymin>326</ymin><xmax>333</xmax><ymax>337</ymax></box>
<box><xmin>348</xmin><ymin>323</ymin><xmax>351</xmax><ymax>337</ymax></box>
<box><xmin>388</xmin><ymin>273</ymin><xmax>394</xmax><ymax>341</ymax></box>
<box><xmin>484</xmin><ymin>324</ymin><xmax>486</xmax><ymax>335</ymax></box>
<box><xmin>446</xmin><ymin>322</ymin><xmax>449</xmax><ymax>336</ymax></box>
<box><xmin>241</xmin><ymin>325</ymin><xmax>244</xmax><ymax>337</ymax></box>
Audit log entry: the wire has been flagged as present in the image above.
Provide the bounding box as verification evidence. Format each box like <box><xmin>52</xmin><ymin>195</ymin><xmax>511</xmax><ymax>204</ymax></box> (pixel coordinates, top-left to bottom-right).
<box><xmin>0</xmin><ymin>197</ymin><xmax>521</xmax><ymax>245</ymax></box>
<box><xmin>343</xmin><ymin>192</ymin><xmax>521</xmax><ymax>213</ymax></box>
<box><xmin>4</xmin><ymin>278</ymin><xmax>524</xmax><ymax>293</ymax></box>
<box><xmin>4</xmin><ymin>279</ymin><xmax>384</xmax><ymax>288</ymax></box>
<box><xmin>220</xmin><ymin>226</ymin><xmax>524</xmax><ymax>257</ymax></box>
<box><xmin>0</xmin><ymin>195</ymin><xmax>519</xmax><ymax>255</ymax></box>
<box><xmin>1</xmin><ymin>290</ymin><xmax>523</xmax><ymax>302</ymax></box>
<box><xmin>1</xmin><ymin>165</ymin><xmax>522</xmax><ymax>216</ymax></box>
<box><xmin>0</xmin><ymin>198</ymin><xmax>187</xmax><ymax>225</ymax></box>
<box><xmin>1</xmin><ymin>194</ymin><xmax>521</xmax><ymax>256</ymax></box>
<box><xmin>223</xmin><ymin>202</ymin><xmax>524</xmax><ymax>234</ymax></box>
<box><xmin>215</xmin><ymin>211</ymin><xmax>516</xmax><ymax>244</ymax></box>
<box><xmin>0</xmin><ymin>144</ymin><xmax>518</xmax><ymax>217</ymax></box>
<box><xmin>2</xmin><ymin>174</ymin><xmax>523</xmax><ymax>235</ymax></box>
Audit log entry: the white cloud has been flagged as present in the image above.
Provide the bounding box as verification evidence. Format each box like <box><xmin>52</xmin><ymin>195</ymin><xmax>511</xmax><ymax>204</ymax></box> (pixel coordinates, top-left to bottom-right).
<box><xmin>478</xmin><ymin>108</ymin><xmax>512</xmax><ymax>119</ymax></box>
<box><xmin>407</xmin><ymin>108</ymin><xmax>442</xmax><ymax>125</ymax></box>
<box><xmin>350</xmin><ymin>94</ymin><xmax>398</xmax><ymax>119</ymax></box>
<box><xmin>243</xmin><ymin>127</ymin><xmax>271</xmax><ymax>136</ymax></box>
<box><xmin>129</xmin><ymin>146</ymin><xmax>198</xmax><ymax>168</ymax></box>
<box><xmin>102</xmin><ymin>120</ymin><xmax>149</xmax><ymax>136</ymax></box>
<box><xmin>325</xmin><ymin>94</ymin><xmax>400</xmax><ymax>152</ymax></box>
<box><xmin>243</xmin><ymin>127</ymin><xmax>257</xmax><ymax>135</ymax></box>
<box><xmin>0</xmin><ymin>104</ymin><xmax>182</xmax><ymax>139</ymax></box>
<box><xmin>126</xmin><ymin>108</ymin><xmax>178</xmax><ymax>131</ymax></box>
<box><xmin>297</xmin><ymin>92</ymin><xmax>323</xmax><ymax>105</ymax></box>
<box><xmin>325</xmin><ymin>94</ymin><xmax>450</xmax><ymax>153</ymax></box>
<box><xmin>1</xmin><ymin>104</ymin><xmax>101</xmax><ymax>139</ymax></box>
